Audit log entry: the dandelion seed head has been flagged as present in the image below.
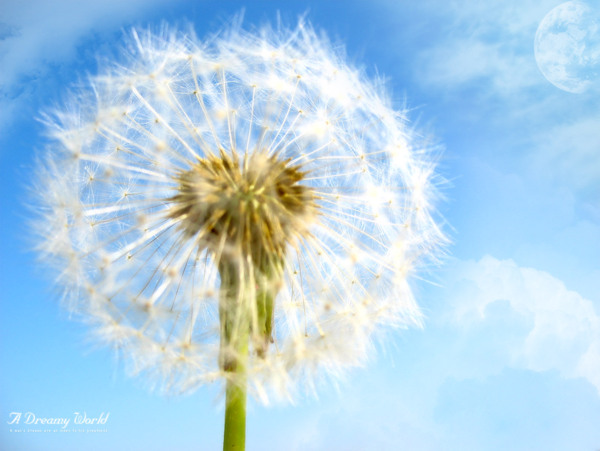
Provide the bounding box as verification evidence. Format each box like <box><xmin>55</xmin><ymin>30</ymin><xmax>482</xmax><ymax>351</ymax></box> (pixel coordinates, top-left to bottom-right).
<box><xmin>168</xmin><ymin>150</ymin><xmax>316</xmax><ymax>264</ymax></box>
<box><xmin>32</xmin><ymin>20</ymin><xmax>445</xmax><ymax>401</ymax></box>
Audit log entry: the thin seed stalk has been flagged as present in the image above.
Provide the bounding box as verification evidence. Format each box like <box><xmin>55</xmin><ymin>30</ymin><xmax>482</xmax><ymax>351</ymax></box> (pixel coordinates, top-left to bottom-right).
<box><xmin>223</xmin><ymin>338</ymin><xmax>248</xmax><ymax>450</ymax></box>
<box><xmin>219</xmin><ymin>257</ymin><xmax>281</xmax><ymax>450</ymax></box>
<box><xmin>220</xmin><ymin>261</ymin><xmax>249</xmax><ymax>450</ymax></box>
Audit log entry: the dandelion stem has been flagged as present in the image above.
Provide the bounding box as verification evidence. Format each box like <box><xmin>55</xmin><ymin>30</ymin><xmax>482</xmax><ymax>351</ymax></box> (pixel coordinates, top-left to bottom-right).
<box><xmin>223</xmin><ymin>349</ymin><xmax>247</xmax><ymax>450</ymax></box>
<box><xmin>219</xmin><ymin>257</ymin><xmax>281</xmax><ymax>450</ymax></box>
<box><xmin>220</xmin><ymin>261</ymin><xmax>249</xmax><ymax>450</ymax></box>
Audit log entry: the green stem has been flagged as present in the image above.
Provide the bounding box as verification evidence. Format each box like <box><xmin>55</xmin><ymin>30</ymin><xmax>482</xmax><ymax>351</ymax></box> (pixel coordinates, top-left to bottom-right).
<box><xmin>220</xmin><ymin>261</ymin><xmax>248</xmax><ymax>451</ymax></box>
<box><xmin>219</xmin><ymin>258</ymin><xmax>281</xmax><ymax>450</ymax></box>
<box><xmin>223</xmin><ymin>367</ymin><xmax>247</xmax><ymax>450</ymax></box>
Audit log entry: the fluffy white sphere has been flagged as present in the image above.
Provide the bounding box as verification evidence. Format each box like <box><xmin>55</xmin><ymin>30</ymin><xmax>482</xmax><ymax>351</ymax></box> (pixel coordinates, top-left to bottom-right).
<box><xmin>33</xmin><ymin>21</ymin><xmax>445</xmax><ymax>401</ymax></box>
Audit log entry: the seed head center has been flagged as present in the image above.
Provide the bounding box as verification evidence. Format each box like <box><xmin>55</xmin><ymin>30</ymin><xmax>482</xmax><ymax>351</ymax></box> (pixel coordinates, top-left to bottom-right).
<box><xmin>169</xmin><ymin>151</ymin><xmax>316</xmax><ymax>263</ymax></box>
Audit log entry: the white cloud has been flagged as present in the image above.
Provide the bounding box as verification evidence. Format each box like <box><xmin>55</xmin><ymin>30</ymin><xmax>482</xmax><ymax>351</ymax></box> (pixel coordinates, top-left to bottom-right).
<box><xmin>416</xmin><ymin>37</ymin><xmax>541</xmax><ymax>95</ymax></box>
<box><xmin>411</xmin><ymin>0</ymin><xmax>556</xmax><ymax>94</ymax></box>
<box><xmin>251</xmin><ymin>255</ymin><xmax>600</xmax><ymax>449</ymax></box>
<box><xmin>444</xmin><ymin>255</ymin><xmax>600</xmax><ymax>392</ymax></box>
<box><xmin>0</xmin><ymin>0</ymin><xmax>173</xmax><ymax>86</ymax></box>
<box><xmin>0</xmin><ymin>0</ymin><xmax>177</xmax><ymax>132</ymax></box>
<box><xmin>399</xmin><ymin>1</ymin><xmax>600</xmax><ymax>175</ymax></box>
<box><xmin>528</xmin><ymin>114</ymin><xmax>600</xmax><ymax>194</ymax></box>
<box><xmin>433</xmin><ymin>367</ymin><xmax>600</xmax><ymax>450</ymax></box>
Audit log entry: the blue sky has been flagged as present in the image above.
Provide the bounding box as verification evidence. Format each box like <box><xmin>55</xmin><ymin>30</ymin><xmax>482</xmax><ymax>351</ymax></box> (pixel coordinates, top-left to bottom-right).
<box><xmin>1</xmin><ymin>1</ymin><xmax>599</xmax><ymax>450</ymax></box>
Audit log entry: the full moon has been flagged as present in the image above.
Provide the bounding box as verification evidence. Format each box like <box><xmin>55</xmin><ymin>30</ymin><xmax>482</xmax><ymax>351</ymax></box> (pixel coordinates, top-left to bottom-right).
<box><xmin>534</xmin><ymin>1</ymin><xmax>600</xmax><ymax>93</ymax></box>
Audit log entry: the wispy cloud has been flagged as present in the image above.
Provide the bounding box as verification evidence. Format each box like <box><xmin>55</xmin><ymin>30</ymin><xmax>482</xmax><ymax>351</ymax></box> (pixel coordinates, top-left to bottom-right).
<box><xmin>434</xmin><ymin>367</ymin><xmax>600</xmax><ymax>450</ymax></box>
<box><xmin>410</xmin><ymin>0</ymin><xmax>558</xmax><ymax>96</ymax></box>
<box><xmin>528</xmin><ymin>113</ymin><xmax>600</xmax><ymax>195</ymax></box>
<box><xmin>416</xmin><ymin>37</ymin><xmax>542</xmax><ymax>96</ymax></box>
<box><xmin>444</xmin><ymin>255</ymin><xmax>600</xmax><ymax>392</ymax></box>
<box><xmin>394</xmin><ymin>0</ymin><xmax>600</xmax><ymax>257</ymax></box>
<box><xmin>263</xmin><ymin>254</ymin><xmax>600</xmax><ymax>448</ymax></box>
<box><xmin>0</xmin><ymin>0</ymin><xmax>178</xmax><ymax>134</ymax></box>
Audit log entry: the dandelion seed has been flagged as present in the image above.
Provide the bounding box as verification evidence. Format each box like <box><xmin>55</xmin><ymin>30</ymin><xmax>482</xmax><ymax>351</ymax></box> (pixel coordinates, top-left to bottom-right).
<box><xmin>32</xmin><ymin>20</ymin><xmax>445</xmax><ymax>449</ymax></box>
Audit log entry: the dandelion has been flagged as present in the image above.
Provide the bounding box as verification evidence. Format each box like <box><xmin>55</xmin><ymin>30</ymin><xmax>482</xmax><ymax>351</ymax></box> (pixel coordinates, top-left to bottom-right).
<box><xmin>33</xmin><ymin>20</ymin><xmax>445</xmax><ymax>449</ymax></box>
